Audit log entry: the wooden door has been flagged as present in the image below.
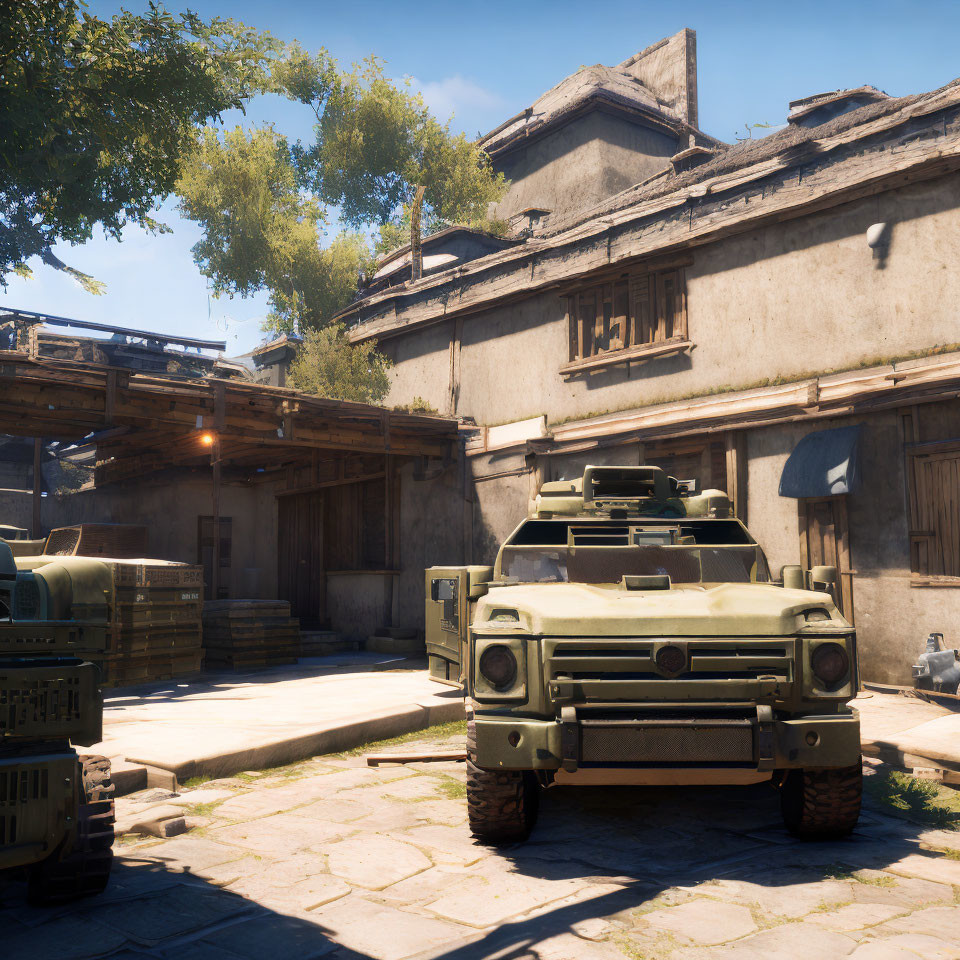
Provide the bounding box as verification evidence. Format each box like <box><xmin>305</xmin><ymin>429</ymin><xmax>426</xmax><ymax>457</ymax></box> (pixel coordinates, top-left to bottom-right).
<box><xmin>798</xmin><ymin>496</ymin><xmax>854</xmax><ymax>622</ymax></box>
<box><xmin>277</xmin><ymin>492</ymin><xmax>325</xmax><ymax>626</ymax></box>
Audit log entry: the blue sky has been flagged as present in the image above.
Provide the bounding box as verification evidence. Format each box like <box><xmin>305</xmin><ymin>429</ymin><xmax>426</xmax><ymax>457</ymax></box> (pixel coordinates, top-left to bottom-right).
<box><xmin>6</xmin><ymin>0</ymin><xmax>959</xmax><ymax>357</ymax></box>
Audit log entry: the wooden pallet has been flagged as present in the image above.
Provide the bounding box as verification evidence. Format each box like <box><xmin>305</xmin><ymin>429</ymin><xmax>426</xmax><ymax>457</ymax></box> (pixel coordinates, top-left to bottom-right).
<box><xmin>201</xmin><ymin>599</ymin><xmax>300</xmax><ymax>669</ymax></box>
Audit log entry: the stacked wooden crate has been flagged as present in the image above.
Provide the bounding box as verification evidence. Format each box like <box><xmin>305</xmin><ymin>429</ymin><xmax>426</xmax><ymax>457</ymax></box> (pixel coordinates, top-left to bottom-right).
<box><xmin>201</xmin><ymin>600</ymin><xmax>300</xmax><ymax>670</ymax></box>
<box><xmin>74</xmin><ymin>560</ymin><xmax>205</xmax><ymax>686</ymax></box>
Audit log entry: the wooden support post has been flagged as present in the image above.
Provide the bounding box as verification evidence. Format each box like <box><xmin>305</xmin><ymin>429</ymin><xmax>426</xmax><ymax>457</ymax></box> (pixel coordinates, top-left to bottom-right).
<box><xmin>211</xmin><ymin>436</ymin><xmax>221</xmax><ymax>601</ymax></box>
<box><xmin>32</xmin><ymin>437</ymin><xmax>42</xmax><ymax>539</ymax></box>
<box><xmin>410</xmin><ymin>184</ymin><xmax>426</xmax><ymax>282</ymax></box>
<box><xmin>384</xmin><ymin>453</ymin><xmax>393</xmax><ymax>570</ymax></box>
<box><xmin>448</xmin><ymin>316</ymin><xmax>463</xmax><ymax>416</ymax></box>
<box><xmin>725</xmin><ymin>431</ymin><xmax>748</xmax><ymax>523</ymax></box>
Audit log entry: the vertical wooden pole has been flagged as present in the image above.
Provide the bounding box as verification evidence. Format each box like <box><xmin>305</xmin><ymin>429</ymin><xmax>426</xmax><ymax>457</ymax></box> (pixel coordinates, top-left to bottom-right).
<box><xmin>384</xmin><ymin>453</ymin><xmax>393</xmax><ymax>570</ymax></box>
<box><xmin>724</xmin><ymin>431</ymin><xmax>748</xmax><ymax>523</ymax></box>
<box><xmin>211</xmin><ymin>436</ymin><xmax>221</xmax><ymax>601</ymax></box>
<box><xmin>410</xmin><ymin>185</ymin><xmax>426</xmax><ymax>282</ymax></box>
<box><xmin>32</xmin><ymin>437</ymin><xmax>42</xmax><ymax>539</ymax></box>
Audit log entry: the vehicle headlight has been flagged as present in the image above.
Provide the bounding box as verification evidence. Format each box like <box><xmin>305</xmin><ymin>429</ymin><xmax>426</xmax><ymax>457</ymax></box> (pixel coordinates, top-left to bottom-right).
<box><xmin>473</xmin><ymin>636</ymin><xmax>527</xmax><ymax>701</ymax></box>
<box><xmin>479</xmin><ymin>644</ymin><xmax>518</xmax><ymax>689</ymax></box>
<box><xmin>811</xmin><ymin>642</ymin><xmax>849</xmax><ymax>687</ymax></box>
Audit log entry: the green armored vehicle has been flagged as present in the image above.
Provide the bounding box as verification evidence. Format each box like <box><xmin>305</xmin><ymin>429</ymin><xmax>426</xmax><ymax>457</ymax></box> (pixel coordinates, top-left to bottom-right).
<box><xmin>0</xmin><ymin>541</ymin><xmax>115</xmax><ymax>903</ymax></box>
<box><xmin>427</xmin><ymin>465</ymin><xmax>861</xmax><ymax>843</ymax></box>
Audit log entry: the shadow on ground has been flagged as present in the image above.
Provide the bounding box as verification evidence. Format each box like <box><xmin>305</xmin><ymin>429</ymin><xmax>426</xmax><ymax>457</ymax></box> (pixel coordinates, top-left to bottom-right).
<box><xmin>103</xmin><ymin>654</ymin><xmax>429</xmax><ymax>709</ymax></box>
<box><xmin>2</xmin><ymin>771</ymin><xmax>948</xmax><ymax>960</ymax></box>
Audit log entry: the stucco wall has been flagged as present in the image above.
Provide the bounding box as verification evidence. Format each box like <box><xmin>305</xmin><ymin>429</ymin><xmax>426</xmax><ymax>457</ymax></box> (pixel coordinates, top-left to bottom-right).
<box><xmin>41</xmin><ymin>479</ymin><xmax>279</xmax><ymax>600</ymax></box>
<box><xmin>384</xmin><ymin>174</ymin><xmax>960</xmax><ymax>428</ymax></box>
<box><xmin>745</xmin><ymin>406</ymin><xmax>960</xmax><ymax>686</ymax></box>
<box><xmin>395</xmin><ymin>461</ymin><xmax>466</xmax><ymax>627</ymax></box>
<box><xmin>0</xmin><ymin>488</ymin><xmax>34</xmax><ymax>534</ymax></box>
<box><xmin>493</xmin><ymin>110</ymin><xmax>678</xmax><ymax>222</ymax></box>
<box><xmin>23</xmin><ymin>464</ymin><xmax>468</xmax><ymax>640</ymax></box>
<box><xmin>379</xmin><ymin>320</ymin><xmax>453</xmax><ymax>415</ymax></box>
<box><xmin>326</xmin><ymin>573</ymin><xmax>393</xmax><ymax>641</ymax></box>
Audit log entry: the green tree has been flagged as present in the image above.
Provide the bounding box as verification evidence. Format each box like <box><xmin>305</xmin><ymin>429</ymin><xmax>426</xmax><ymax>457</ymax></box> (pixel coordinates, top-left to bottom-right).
<box><xmin>177</xmin><ymin>50</ymin><xmax>506</xmax><ymax>331</ymax></box>
<box><xmin>176</xmin><ymin>125</ymin><xmax>373</xmax><ymax>331</ymax></box>
<box><xmin>287</xmin><ymin>323</ymin><xmax>391</xmax><ymax>403</ymax></box>
<box><xmin>0</xmin><ymin>0</ymin><xmax>277</xmax><ymax>288</ymax></box>
<box><xmin>302</xmin><ymin>57</ymin><xmax>506</xmax><ymax>278</ymax></box>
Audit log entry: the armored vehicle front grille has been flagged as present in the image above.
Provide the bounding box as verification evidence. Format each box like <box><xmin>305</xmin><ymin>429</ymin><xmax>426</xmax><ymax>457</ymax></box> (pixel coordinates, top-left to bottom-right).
<box><xmin>544</xmin><ymin>638</ymin><xmax>794</xmax><ymax>703</ymax></box>
<box><xmin>579</xmin><ymin>718</ymin><xmax>754</xmax><ymax>764</ymax></box>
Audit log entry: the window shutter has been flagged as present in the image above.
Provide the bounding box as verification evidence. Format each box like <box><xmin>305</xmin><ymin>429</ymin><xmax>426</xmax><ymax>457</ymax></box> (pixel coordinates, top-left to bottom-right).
<box><xmin>566</xmin><ymin>296</ymin><xmax>579</xmax><ymax>360</ymax></box>
<box><xmin>630</xmin><ymin>275</ymin><xmax>654</xmax><ymax>345</ymax></box>
<box><xmin>910</xmin><ymin>451</ymin><xmax>960</xmax><ymax>577</ymax></box>
<box><xmin>578</xmin><ymin>291</ymin><xmax>597</xmax><ymax>358</ymax></box>
<box><xmin>612</xmin><ymin>280</ymin><xmax>629</xmax><ymax>349</ymax></box>
<box><xmin>655</xmin><ymin>269</ymin><xmax>686</xmax><ymax>341</ymax></box>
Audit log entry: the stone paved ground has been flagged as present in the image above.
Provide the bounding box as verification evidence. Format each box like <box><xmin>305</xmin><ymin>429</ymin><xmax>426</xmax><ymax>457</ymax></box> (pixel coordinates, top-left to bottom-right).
<box><xmin>4</xmin><ymin>724</ymin><xmax>960</xmax><ymax>960</ymax></box>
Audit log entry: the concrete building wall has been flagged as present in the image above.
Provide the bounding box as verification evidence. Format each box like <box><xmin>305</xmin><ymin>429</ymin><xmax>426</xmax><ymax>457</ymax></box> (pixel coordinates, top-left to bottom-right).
<box><xmin>384</xmin><ymin>174</ymin><xmax>960</xmax><ymax>428</ymax></box>
<box><xmin>397</xmin><ymin>462</ymin><xmax>465</xmax><ymax>624</ymax></box>
<box><xmin>41</xmin><ymin>479</ymin><xmax>279</xmax><ymax>600</ymax></box>
<box><xmin>0</xmin><ymin>488</ymin><xmax>34</xmax><ymax>534</ymax></box>
<box><xmin>18</xmin><ymin>458</ymin><xmax>467</xmax><ymax>642</ymax></box>
<box><xmin>492</xmin><ymin>111</ymin><xmax>678</xmax><ymax>223</ymax></box>
<box><xmin>745</xmin><ymin>405</ymin><xmax>960</xmax><ymax>685</ymax></box>
<box><xmin>379</xmin><ymin>320</ymin><xmax>453</xmax><ymax>415</ymax></box>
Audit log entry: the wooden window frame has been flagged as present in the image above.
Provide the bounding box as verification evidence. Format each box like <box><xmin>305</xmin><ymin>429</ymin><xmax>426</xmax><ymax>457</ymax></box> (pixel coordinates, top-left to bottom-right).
<box><xmin>906</xmin><ymin>439</ymin><xmax>960</xmax><ymax>587</ymax></box>
<box><xmin>560</xmin><ymin>264</ymin><xmax>692</xmax><ymax>377</ymax></box>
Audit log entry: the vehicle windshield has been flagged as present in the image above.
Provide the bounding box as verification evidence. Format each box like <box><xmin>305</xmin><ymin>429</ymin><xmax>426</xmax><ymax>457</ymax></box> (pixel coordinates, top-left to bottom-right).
<box><xmin>498</xmin><ymin>519</ymin><xmax>772</xmax><ymax>585</ymax></box>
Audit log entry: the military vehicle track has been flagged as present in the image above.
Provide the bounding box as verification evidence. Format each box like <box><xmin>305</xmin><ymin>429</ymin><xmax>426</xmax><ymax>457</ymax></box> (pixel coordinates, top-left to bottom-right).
<box><xmin>27</xmin><ymin>755</ymin><xmax>115</xmax><ymax>904</ymax></box>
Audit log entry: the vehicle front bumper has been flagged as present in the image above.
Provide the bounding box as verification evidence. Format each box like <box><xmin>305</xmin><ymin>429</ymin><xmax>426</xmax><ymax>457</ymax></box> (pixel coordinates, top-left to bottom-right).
<box><xmin>472</xmin><ymin>707</ymin><xmax>861</xmax><ymax>773</ymax></box>
<box><xmin>0</xmin><ymin>752</ymin><xmax>78</xmax><ymax>872</ymax></box>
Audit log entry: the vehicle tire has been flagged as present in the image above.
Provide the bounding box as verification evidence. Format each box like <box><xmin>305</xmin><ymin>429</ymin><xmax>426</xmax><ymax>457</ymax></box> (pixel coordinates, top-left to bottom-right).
<box><xmin>27</xmin><ymin>755</ymin><xmax>115</xmax><ymax>904</ymax></box>
<box><xmin>780</xmin><ymin>760</ymin><xmax>862</xmax><ymax>840</ymax></box>
<box><xmin>466</xmin><ymin>718</ymin><xmax>539</xmax><ymax>844</ymax></box>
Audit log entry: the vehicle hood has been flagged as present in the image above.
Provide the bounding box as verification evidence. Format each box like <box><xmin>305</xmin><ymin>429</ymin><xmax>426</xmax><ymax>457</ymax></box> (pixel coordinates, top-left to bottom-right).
<box><xmin>474</xmin><ymin>581</ymin><xmax>846</xmax><ymax>636</ymax></box>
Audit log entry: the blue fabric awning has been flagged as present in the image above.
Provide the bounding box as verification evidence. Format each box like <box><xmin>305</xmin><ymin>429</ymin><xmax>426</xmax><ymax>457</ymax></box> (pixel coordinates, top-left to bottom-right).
<box><xmin>779</xmin><ymin>425</ymin><xmax>862</xmax><ymax>499</ymax></box>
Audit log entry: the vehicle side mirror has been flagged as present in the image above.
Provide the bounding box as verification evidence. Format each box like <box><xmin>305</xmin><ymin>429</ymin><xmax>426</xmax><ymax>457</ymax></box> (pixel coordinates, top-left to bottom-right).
<box><xmin>809</xmin><ymin>565</ymin><xmax>838</xmax><ymax>588</ymax></box>
<box><xmin>781</xmin><ymin>565</ymin><xmax>805</xmax><ymax>590</ymax></box>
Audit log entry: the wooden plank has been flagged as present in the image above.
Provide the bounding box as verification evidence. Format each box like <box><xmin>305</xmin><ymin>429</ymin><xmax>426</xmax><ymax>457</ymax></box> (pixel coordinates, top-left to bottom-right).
<box><xmin>565</xmin><ymin>296</ymin><xmax>578</xmax><ymax>361</ymax></box>
<box><xmin>384</xmin><ymin>455</ymin><xmax>393</xmax><ymax>570</ymax></box>
<box><xmin>105</xmin><ymin>370</ymin><xmax>117</xmax><ymax>426</ymax></box>
<box><xmin>211</xmin><ymin>437</ymin><xmax>222</xmax><ymax>600</ymax></box>
<box><xmin>366</xmin><ymin>751</ymin><xmax>466</xmax><ymax>766</ymax></box>
<box><xmin>559</xmin><ymin>337</ymin><xmax>692</xmax><ymax>377</ymax></box>
<box><xmin>275</xmin><ymin>471</ymin><xmax>387</xmax><ymax>498</ymax></box>
<box><xmin>724</xmin><ymin>431</ymin><xmax>748</xmax><ymax>524</ymax></box>
<box><xmin>448</xmin><ymin>316</ymin><xmax>463</xmax><ymax>416</ymax></box>
<box><xmin>797</xmin><ymin>501</ymin><xmax>810</xmax><ymax>572</ymax></box>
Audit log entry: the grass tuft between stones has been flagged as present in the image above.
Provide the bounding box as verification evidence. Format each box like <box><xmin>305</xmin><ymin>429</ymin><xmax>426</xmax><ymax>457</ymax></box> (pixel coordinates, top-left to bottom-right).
<box><xmin>340</xmin><ymin>720</ymin><xmax>468</xmax><ymax>757</ymax></box>
<box><xmin>866</xmin><ymin>771</ymin><xmax>960</xmax><ymax>829</ymax></box>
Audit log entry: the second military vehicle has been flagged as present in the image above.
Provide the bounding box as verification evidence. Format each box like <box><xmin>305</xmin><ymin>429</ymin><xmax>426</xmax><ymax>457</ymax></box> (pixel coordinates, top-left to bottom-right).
<box><xmin>0</xmin><ymin>540</ymin><xmax>115</xmax><ymax>903</ymax></box>
<box><xmin>427</xmin><ymin>465</ymin><xmax>861</xmax><ymax>844</ymax></box>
